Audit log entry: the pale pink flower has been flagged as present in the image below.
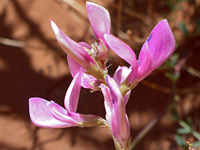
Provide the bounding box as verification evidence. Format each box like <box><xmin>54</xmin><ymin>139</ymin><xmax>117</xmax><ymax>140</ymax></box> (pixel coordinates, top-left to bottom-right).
<box><xmin>29</xmin><ymin>72</ymin><xmax>102</xmax><ymax>128</ymax></box>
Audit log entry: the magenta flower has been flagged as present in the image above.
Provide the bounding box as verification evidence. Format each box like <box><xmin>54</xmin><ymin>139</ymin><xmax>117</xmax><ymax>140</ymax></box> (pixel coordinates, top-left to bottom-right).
<box><xmin>101</xmin><ymin>75</ymin><xmax>130</xmax><ymax>149</ymax></box>
<box><xmin>104</xmin><ymin>19</ymin><xmax>176</xmax><ymax>93</ymax></box>
<box><xmin>29</xmin><ymin>71</ymin><xmax>102</xmax><ymax>128</ymax></box>
<box><xmin>51</xmin><ymin>1</ymin><xmax>111</xmax><ymax>90</ymax></box>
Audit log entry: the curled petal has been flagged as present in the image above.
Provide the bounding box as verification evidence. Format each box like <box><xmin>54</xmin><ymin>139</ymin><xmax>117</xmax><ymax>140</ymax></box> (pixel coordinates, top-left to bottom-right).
<box><xmin>113</xmin><ymin>66</ymin><xmax>132</xmax><ymax>86</ymax></box>
<box><xmin>64</xmin><ymin>71</ymin><xmax>82</xmax><ymax>112</ymax></box>
<box><xmin>51</xmin><ymin>20</ymin><xmax>95</xmax><ymax>70</ymax></box>
<box><xmin>145</xmin><ymin>19</ymin><xmax>176</xmax><ymax>70</ymax></box>
<box><xmin>86</xmin><ymin>1</ymin><xmax>111</xmax><ymax>45</ymax></box>
<box><xmin>104</xmin><ymin>34</ymin><xmax>137</xmax><ymax>67</ymax></box>
<box><xmin>29</xmin><ymin>98</ymin><xmax>77</xmax><ymax>128</ymax></box>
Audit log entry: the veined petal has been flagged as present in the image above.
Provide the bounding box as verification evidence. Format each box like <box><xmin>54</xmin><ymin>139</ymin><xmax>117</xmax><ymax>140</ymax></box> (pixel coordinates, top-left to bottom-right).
<box><xmin>51</xmin><ymin>20</ymin><xmax>95</xmax><ymax>70</ymax></box>
<box><xmin>145</xmin><ymin>19</ymin><xmax>176</xmax><ymax>70</ymax></box>
<box><xmin>86</xmin><ymin>1</ymin><xmax>111</xmax><ymax>44</ymax></box>
<box><xmin>137</xmin><ymin>42</ymin><xmax>152</xmax><ymax>81</ymax></box>
<box><xmin>104</xmin><ymin>34</ymin><xmax>137</xmax><ymax>67</ymax></box>
<box><xmin>64</xmin><ymin>71</ymin><xmax>82</xmax><ymax>112</ymax></box>
<box><xmin>29</xmin><ymin>98</ymin><xmax>76</xmax><ymax>128</ymax></box>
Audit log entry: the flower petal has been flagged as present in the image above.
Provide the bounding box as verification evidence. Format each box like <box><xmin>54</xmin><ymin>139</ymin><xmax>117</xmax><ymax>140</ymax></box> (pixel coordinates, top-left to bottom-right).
<box><xmin>145</xmin><ymin>19</ymin><xmax>176</xmax><ymax>70</ymax></box>
<box><xmin>67</xmin><ymin>55</ymin><xmax>82</xmax><ymax>77</ymax></box>
<box><xmin>29</xmin><ymin>97</ymin><xmax>76</xmax><ymax>128</ymax></box>
<box><xmin>64</xmin><ymin>71</ymin><xmax>82</xmax><ymax>112</ymax></box>
<box><xmin>51</xmin><ymin>20</ymin><xmax>95</xmax><ymax>70</ymax></box>
<box><xmin>104</xmin><ymin>33</ymin><xmax>137</xmax><ymax>67</ymax></box>
<box><xmin>67</xmin><ymin>55</ymin><xmax>99</xmax><ymax>90</ymax></box>
<box><xmin>137</xmin><ymin>42</ymin><xmax>152</xmax><ymax>81</ymax></box>
<box><xmin>124</xmin><ymin>91</ymin><xmax>131</xmax><ymax>105</ymax></box>
<box><xmin>100</xmin><ymin>83</ymin><xmax>113</xmax><ymax>122</ymax></box>
<box><xmin>78</xmin><ymin>42</ymin><xmax>91</xmax><ymax>49</ymax></box>
<box><xmin>106</xmin><ymin>75</ymin><xmax>123</xmax><ymax>104</ymax></box>
<box><xmin>86</xmin><ymin>1</ymin><xmax>111</xmax><ymax>44</ymax></box>
<box><xmin>113</xmin><ymin>66</ymin><xmax>132</xmax><ymax>86</ymax></box>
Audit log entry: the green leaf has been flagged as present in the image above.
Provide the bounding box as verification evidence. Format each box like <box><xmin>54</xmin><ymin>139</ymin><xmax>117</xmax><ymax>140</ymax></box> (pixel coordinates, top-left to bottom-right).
<box><xmin>177</xmin><ymin>128</ymin><xmax>191</xmax><ymax>134</ymax></box>
<box><xmin>175</xmin><ymin>134</ymin><xmax>186</xmax><ymax>146</ymax></box>
<box><xmin>192</xmin><ymin>141</ymin><xmax>200</xmax><ymax>147</ymax></box>
<box><xmin>178</xmin><ymin>120</ymin><xmax>192</xmax><ymax>133</ymax></box>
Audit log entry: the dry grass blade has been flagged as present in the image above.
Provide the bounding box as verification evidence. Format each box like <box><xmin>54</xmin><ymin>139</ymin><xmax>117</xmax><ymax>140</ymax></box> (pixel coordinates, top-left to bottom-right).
<box><xmin>0</xmin><ymin>37</ymin><xmax>25</xmax><ymax>48</ymax></box>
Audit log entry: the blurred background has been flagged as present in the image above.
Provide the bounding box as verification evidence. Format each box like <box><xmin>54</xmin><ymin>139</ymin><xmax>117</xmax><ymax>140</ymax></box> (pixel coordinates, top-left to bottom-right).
<box><xmin>0</xmin><ymin>0</ymin><xmax>200</xmax><ymax>149</ymax></box>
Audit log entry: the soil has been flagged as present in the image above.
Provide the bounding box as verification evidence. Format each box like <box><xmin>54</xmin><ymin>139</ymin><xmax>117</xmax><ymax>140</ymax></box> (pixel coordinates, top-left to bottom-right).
<box><xmin>0</xmin><ymin>0</ymin><xmax>200</xmax><ymax>150</ymax></box>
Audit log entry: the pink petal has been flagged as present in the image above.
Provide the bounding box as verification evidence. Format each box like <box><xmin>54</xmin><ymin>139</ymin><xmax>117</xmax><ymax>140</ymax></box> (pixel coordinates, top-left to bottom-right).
<box><xmin>123</xmin><ymin>91</ymin><xmax>131</xmax><ymax>105</ymax></box>
<box><xmin>64</xmin><ymin>72</ymin><xmax>82</xmax><ymax>112</ymax></box>
<box><xmin>100</xmin><ymin>84</ymin><xmax>113</xmax><ymax>122</ymax></box>
<box><xmin>104</xmin><ymin>34</ymin><xmax>137</xmax><ymax>67</ymax></box>
<box><xmin>67</xmin><ymin>56</ymin><xmax>98</xmax><ymax>89</ymax></box>
<box><xmin>86</xmin><ymin>1</ymin><xmax>111</xmax><ymax>45</ymax></box>
<box><xmin>136</xmin><ymin>42</ymin><xmax>152</xmax><ymax>81</ymax></box>
<box><xmin>106</xmin><ymin>75</ymin><xmax>123</xmax><ymax>104</ymax></box>
<box><xmin>112</xmin><ymin>106</ymin><xmax>130</xmax><ymax>147</ymax></box>
<box><xmin>78</xmin><ymin>42</ymin><xmax>91</xmax><ymax>49</ymax></box>
<box><xmin>51</xmin><ymin>20</ymin><xmax>95</xmax><ymax>70</ymax></box>
<box><xmin>67</xmin><ymin>55</ymin><xmax>82</xmax><ymax>77</ymax></box>
<box><xmin>80</xmin><ymin>73</ymin><xmax>98</xmax><ymax>89</ymax></box>
<box><xmin>29</xmin><ymin>97</ymin><xmax>76</xmax><ymax>128</ymax></box>
<box><xmin>113</xmin><ymin>66</ymin><xmax>132</xmax><ymax>86</ymax></box>
<box><xmin>145</xmin><ymin>19</ymin><xmax>176</xmax><ymax>70</ymax></box>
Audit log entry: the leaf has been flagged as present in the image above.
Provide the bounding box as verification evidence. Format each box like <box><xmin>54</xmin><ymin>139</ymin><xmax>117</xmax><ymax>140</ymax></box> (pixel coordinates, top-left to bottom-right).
<box><xmin>175</xmin><ymin>134</ymin><xmax>186</xmax><ymax>146</ymax></box>
<box><xmin>177</xmin><ymin>128</ymin><xmax>191</xmax><ymax>134</ymax></box>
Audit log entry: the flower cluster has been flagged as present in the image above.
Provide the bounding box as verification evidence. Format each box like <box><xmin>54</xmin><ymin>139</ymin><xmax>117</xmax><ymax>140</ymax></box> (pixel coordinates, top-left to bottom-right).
<box><xmin>29</xmin><ymin>1</ymin><xmax>176</xmax><ymax>150</ymax></box>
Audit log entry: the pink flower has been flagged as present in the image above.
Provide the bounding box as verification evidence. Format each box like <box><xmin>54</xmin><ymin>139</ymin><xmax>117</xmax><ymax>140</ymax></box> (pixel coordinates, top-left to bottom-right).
<box><xmin>51</xmin><ymin>1</ymin><xmax>111</xmax><ymax>90</ymax></box>
<box><xmin>101</xmin><ymin>75</ymin><xmax>130</xmax><ymax>149</ymax></box>
<box><xmin>29</xmin><ymin>71</ymin><xmax>102</xmax><ymax>128</ymax></box>
<box><xmin>104</xmin><ymin>19</ymin><xmax>176</xmax><ymax>93</ymax></box>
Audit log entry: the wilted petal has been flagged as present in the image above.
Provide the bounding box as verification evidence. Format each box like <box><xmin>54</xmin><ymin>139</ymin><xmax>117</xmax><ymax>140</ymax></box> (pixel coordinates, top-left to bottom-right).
<box><xmin>51</xmin><ymin>20</ymin><xmax>95</xmax><ymax>70</ymax></box>
<box><xmin>29</xmin><ymin>98</ymin><xmax>76</xmax><ymax>128</ymax></box>
<box><xmin>104</xmin><ymin>33</ymin><xmax>137</xmax><ymax>67</ymax></box>
<box><xmin>145</xmin><ymin>19</ymin><xmax>176</xmax><ymax>70</ymax></box>
<box><xmin>64</xmin><ymin>72</ymin><xmax>82</xmax><ymax>112</ymax></box>
<box><xmin>137</xmin><ymin>42</ymin><xmax>151</xmax><ymax>81</ymax></box>
<box><xmin>86</xmin><ymin>1</ymin><xmax>111</xmax><ymax>45</ymax></box>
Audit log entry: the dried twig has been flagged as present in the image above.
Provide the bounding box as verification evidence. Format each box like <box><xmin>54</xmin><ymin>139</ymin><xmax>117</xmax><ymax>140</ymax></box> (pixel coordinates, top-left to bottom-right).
<box><xmin>0</xmin><ymin>37</ymin><xmax>25</xmax><ymax>48</ymax></box>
